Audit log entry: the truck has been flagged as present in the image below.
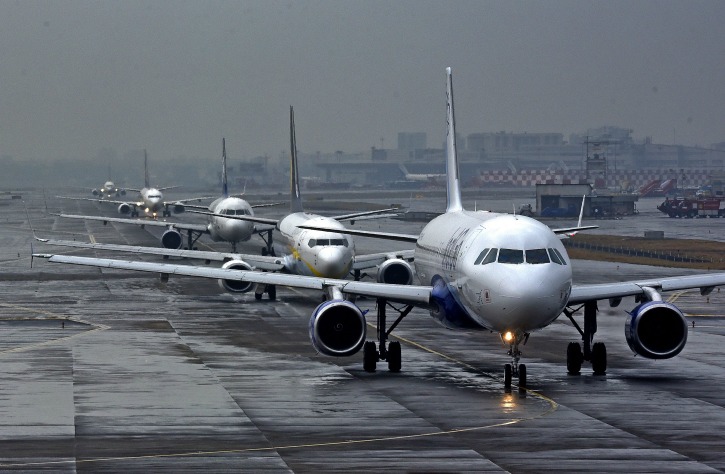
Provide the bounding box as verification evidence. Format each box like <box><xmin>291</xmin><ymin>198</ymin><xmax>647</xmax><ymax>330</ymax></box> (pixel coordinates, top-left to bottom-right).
<box><xmin>657</xmin><ymin>197</ymin><xmax>725</xmax><ymax>218</ymax></box>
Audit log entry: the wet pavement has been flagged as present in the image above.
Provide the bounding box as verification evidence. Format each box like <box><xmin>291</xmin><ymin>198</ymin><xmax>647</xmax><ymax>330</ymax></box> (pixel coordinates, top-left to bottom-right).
<box><xmin>0</xmin><ymin>191</ymin><xmax>723</xmax><ymax>472</ymax></box>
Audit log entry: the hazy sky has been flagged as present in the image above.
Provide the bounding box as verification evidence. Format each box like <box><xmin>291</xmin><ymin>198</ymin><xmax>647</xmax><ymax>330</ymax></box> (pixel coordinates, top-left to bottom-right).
<box><xmin>2</xmin><ymin>0</ymin><xmax>725</xmax><ymax>163</ymax></box>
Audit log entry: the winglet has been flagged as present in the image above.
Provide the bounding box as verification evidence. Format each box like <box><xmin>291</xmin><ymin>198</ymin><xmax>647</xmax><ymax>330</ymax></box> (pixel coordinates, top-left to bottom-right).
<box><xmin>143</xmin><ymin>149</ymin><xmax>150</xmax><ymax>188</ymax></box>
<box><xmin>221</xmin><ymin>138</ymin><xmax>229</xmax><ymax>198</ymax></box>
<box><xmin>289</xmin><ymin>106</ymin><xmax>304</xmax><ymax>213</ymax></box>
<box><xmin>445</xmin><ymin>67</ymin><xmax>463</xmax><ymax>213</ymax></box>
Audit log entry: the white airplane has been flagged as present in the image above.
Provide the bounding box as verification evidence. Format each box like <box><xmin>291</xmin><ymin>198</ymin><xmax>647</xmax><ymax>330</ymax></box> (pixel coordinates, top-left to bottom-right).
<box><xmin>92</xmin><ymin>180</ymin><xmax>126</xmax><ymax>199</ymax></box>
<box><xmin>55</xmin><ymin>139</ymin><xmax>278</xmax><ymax>251</ymax></box>
<box><xmin>60</xmin><ymin>150</ymin><xmax>199</xmax><ymax>218</ymax></box>
<box><xmin>37</xmin><ymin>109</ymin><xmax>410</xmax><ymax>301</ymax></box>
<box><xmin>34</xmin><ymin>68</ymin><xmax>725</xmax><ymax>388</ymax></box>
<box><xmin>398</xmin><ymin>163</ymin><xmax>445</xmax><ymax>185</ymax></box>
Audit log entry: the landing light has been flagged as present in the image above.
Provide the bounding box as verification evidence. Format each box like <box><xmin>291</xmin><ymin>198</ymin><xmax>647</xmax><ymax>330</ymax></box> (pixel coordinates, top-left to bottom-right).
<box><xmin>504</xmin><ymin>331</ymin><xmax>514</xmax><ymax>342</ymax></box>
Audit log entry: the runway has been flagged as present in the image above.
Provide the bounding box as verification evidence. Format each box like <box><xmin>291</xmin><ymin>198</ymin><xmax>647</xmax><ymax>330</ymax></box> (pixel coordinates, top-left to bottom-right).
<box><xmin>1</xmin><ymin>192</ymin><xmax>724</xmax><ymax>472</ymax></box>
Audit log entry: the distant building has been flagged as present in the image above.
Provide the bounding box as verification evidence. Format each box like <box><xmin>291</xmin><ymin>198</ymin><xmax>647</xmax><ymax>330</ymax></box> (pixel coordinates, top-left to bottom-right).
<box><xmin>397</xmin><ymin>132</ymin><xmax>427</xmax><ymax>151</ymax></box>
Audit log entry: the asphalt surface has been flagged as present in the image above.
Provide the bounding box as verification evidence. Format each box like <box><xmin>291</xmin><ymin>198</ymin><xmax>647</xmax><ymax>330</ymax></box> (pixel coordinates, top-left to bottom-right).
<box><xmin>0</xmin><ymin>191</ymin><xmax>724</xmax><ymax>472</ymax></box>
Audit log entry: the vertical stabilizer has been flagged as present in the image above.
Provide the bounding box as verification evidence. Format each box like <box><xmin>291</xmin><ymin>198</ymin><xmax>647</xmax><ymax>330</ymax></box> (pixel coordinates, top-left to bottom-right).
<box><xmin>143</xmin><ymin>149</ymin><xmax>150</xmax><ymax>188</ymax></box>
<box><xmin>445</xmin><ymin>67</ymin><xmax>463</xmax><ymax>213</ymax></box>
<box><xmin>221</xmin><ymin>138</ymin><xmax>229</xmax><ymax>197</ymax></box>
<box><xmin>289</xmin><ymin>106</ymin><xmax>304</xmax><ymax>213</ymax></box>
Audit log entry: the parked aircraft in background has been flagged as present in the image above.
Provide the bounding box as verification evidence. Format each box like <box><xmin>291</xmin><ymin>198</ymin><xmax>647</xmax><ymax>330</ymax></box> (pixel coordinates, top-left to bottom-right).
<box><xmin>35</xmin><ymin>68</ymin><xmax>725</xmax><ymax>388</ymax></box>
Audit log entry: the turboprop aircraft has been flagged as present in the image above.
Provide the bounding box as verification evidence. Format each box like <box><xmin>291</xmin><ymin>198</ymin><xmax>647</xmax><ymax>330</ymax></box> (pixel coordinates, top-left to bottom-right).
<box><xmin>34</xmin><ymin>68</ymin><xmax>725</xmax><ymax>389</ymax></box>
<box><xmin>59</xmin><ymin>150</ymin><xmax>201</xmax><ymax>218</ymax></box>
<box><xmin>55</xmin><ymin>139</ymin><xmax>278</xmax><ymax>251</ymax></box>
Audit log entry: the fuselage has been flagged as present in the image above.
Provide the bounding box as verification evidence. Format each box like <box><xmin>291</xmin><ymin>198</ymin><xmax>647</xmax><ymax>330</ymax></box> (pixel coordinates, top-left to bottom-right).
<box><xmin>415</xmin><ymin>210</ymin><xmax>572</xmax><ymax>334</ymax></box>
<box><xmin>207</xmin><ymin>197</ymin><xmax>255</xmax><ymax>243</ymax></box>
<box><xmin>276</xmin><ymin>213</ymin><xmax>354</xmax><ymax>279</ymax></box>
<box><xmin>138</xmin><ymin>187</ymin><xmax>164</xmax><ymax>215</ymax></box>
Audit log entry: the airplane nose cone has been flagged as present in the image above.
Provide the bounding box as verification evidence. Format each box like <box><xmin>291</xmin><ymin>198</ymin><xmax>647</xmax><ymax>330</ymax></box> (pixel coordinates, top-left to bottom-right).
<box><xmin>316</xmin><ymin>247</ymin><xmax>351</xmax><ymax>278</ymax></box>
<box><xmin>496</xmin><ymin>275</ymin><xmax>568</xmax><ymax>330</ymax></box>
<box><xmin>221</xmin><ymin>219</ymin><xmax>252</xmax><ymax>241</ymax></box>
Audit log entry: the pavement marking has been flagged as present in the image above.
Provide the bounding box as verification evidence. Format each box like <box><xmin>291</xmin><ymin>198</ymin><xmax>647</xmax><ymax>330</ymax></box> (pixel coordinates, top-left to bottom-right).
<box><xmin>89</xmin><ymin>234</ymin><xmax>96</xmax><ymax>244</ymax></box>
<box><xmin>0</xmin><ymin>302</ymin><xmax>109</xmax><ymax>356</ymax></box>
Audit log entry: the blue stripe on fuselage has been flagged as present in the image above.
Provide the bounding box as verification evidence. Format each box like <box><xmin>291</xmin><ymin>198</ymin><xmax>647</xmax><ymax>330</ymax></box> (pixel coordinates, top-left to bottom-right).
<box><xmin>429</xmin><ymin>275</ymin><xmax>482</xmax><ymax>329</ymax></box>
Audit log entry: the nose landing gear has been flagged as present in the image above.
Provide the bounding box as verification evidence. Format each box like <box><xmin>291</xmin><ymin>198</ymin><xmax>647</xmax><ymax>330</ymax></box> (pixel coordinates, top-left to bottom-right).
<box><xmin>502</xmin><ymin>332</ymin><xmax>529</xmax><ymax>390</ymax></box>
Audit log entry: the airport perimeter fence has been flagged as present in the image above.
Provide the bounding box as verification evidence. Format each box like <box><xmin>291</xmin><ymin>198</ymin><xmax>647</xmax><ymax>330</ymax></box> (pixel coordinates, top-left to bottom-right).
<box><xmin>561</xmin><ymin>240</ymin><xmax>721</xmax><ymax>265</ymax></box>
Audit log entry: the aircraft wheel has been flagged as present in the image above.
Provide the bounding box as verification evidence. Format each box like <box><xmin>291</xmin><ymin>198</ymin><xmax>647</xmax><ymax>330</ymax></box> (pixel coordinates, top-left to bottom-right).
<box><xmin>387</xmin><ymin>341</ymin><xmax>401</xmax><ymax>372</ymax></box>
<box><xmin>504</xmin><ymin>363</ymin><xmax>512</xmax><ymax>388</ymax></box>
<box><xmin>261</xmin><ymin>247</ymin><xmax>268</xmax><ymax>256</ymax></box>
<box><xmin>363</xmin><ymin>341</ymin><xmax>377</xmax><ymax>372</ymax></box>
<box><xmin>591</xmin><ymin>342</ymin><xmax>607</xmax><ymax>375</ymax></box>
<box><xmin>567</xmin><ymin>342</ymin><xmax>582</xmax><ymax>375</ymax></box>
<box><xmin>254</xmin><ymin>292</ymin><xmax>263</xmax><ymax>301</ymax></box>
<box><xmin>518</xmin><ymin>363</ymin><xmax>527</xmax><ymax>388</ymax></box>
<box><xmin>267</xmin><ymin>285</ymin><xmax>277</xmax><ymax>301</ymax></box>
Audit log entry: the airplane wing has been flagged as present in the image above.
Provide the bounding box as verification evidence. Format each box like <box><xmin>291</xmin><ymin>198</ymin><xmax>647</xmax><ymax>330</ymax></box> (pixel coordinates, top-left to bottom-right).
<box><xmin>353</xmin><ymin>249</ymin><xmax>415</xmax><ymax>271</ymax></box>
<box><xmin>296</xmin><ymin>224</ymin><xmax>419</xmax><ymax>243</ymax></box>
<box><xmin>33</xmin><ymin>254</ymin><xmax>433</xmax><ymax>306</ymax></box>
<box><xmin>552</xmin><ymin>225</ymin><xmax>599</xmax><ymax>235</ymax></box>
<box><xmin>186</xmin><ymin>209</ymin><xmax>279</xmax><ymax>226</ymax></box>
<box><xmin>35</xmin><ymin>238</ymin><xmax>286</xmax><ymax>272</ymax></box>
<box><xmin>569</xmin><ymin>273</ymin><xmax>725</xmax><ymax>305</ymax></box>
<box><xmin>332</xmin><ymin>207</ymin><xmax>401</xmax><ymax>222</ymax></box>
<box><xmin>56</xmin><ymin>213</ymin><xmax>209</xmax><ymax>233</ymax></box>
<box><xmin>56</xmin><ymin>195</ymin><xmax>139</xmax><ymax>207</ymax></box>
<box><xmin>167</xmin><ymin>195</ymin><xmax>216</xmax><ymax>204</ymax></box>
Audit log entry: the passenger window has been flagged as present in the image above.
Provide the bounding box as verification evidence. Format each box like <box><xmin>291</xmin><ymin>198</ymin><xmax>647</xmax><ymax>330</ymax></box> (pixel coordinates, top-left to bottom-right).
<box><xmin>482</xmin><ymin>248</ymin><xmax>498</xmax><ymax>265</ymax></box>
<box><xmin>474</xmin><ymin>248</ymin><xmax>490</xmax><ymax>265</ymax></box>
<box><xmin>526</xmin><ymin>249</ymin><xmax>550</xmax><ymax>264</ymax></box>
<box><xmin>498</xmin><ymin>248</ymin><xmax>524</xmax><ymax>264</ymax></box>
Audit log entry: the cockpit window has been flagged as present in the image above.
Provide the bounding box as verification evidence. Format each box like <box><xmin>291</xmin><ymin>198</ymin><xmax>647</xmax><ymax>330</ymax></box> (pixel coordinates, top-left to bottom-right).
<box><xmin>308</xmin><ymin>238</ymin><xmax>348</xmax><ymax>247</ymax></box>
<box><xmin>548</xmin><ymin>248</ymin><xmax>567</xmax><ymax>265</ymax></box>
<box><xmin>526</xmin><ymin>248</ymin><xmax>550</xmax><ymax>264</ymax></box>
<box><xmin>498</xmin><ymin>248</ymin><xmax>524</xmax><ymax>264</ymax></box>
<box><xmin>482</xmin><ymin>248</ymin><xmax>498</xmax><ymax>265</ymax></box>
<box><xmin>474</xmin><ymin>248</ymin><xmax>490</xmax><ymax>265</ymax></box>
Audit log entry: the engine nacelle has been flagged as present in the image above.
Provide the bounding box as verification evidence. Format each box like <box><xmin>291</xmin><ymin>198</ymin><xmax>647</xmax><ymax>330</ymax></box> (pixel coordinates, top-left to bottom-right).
<box><xmin>119</xmin><ymin>189</ymin><xmax>126</xmax><ymax>196</ymax></box>
<box><xmin>172</xmin><ymin>202</ymin><xmax>185</xmax><ymax>214</ymax></box>
<box><xmin>625</xmin><ymin>301</ymin><xmax>688</xmax><ymax>359</ymax></box>
<box><xmin>377</xmin><ymin>258</ymin><xmax>414</xmax><ymax>285</ymax></box>
<box><xmin>117</xmin><ymin>203</ymin><xmax>131</xmax><ymax>214</ymax></box>
<box><xmin>92</xmin><ymin>189</ymin><xmax>100</xmax><ymax>196</ymax></box>
<box><xmin>309</xmin><ymin>299</ymin><xmax>366</xmax><ymax>357</ymax></box>
<box><xmin>217</xmin><ymin>260</ymin><xmax>254</xmax><ymax>293</ymax></box>
<box><xmin>160</xmin><ymin>229</ymin><xmax>183</xmax><ymax>249</ymax></box>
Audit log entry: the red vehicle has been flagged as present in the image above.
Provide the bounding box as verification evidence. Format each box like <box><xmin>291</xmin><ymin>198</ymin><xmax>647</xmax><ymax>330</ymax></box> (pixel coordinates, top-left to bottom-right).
<box><xmin>657</xmin><ymin>197</ymin><xmax>725</xmax><ymax>218</ymax></box>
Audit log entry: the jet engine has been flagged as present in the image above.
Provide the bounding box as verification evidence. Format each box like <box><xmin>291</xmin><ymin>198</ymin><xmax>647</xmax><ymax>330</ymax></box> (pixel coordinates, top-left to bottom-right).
<box><xmin>217</xmin><ymin>259</ymin><xmax>254</xmax><ymax>293</ymax></box>
<box><xmin>172</xmin><ymin>202</ymin><xmax>185</xmax><ymax>214</ymax></box>
<box><xmin>160</xmin><ymin>229</ymin><xmax>183</xmax><ymax>249</ymax></box>
<box><xmin>377</xmin><ymin>259</ymin><xmax>414</xmax><ymax>285</ymax></box>
<box><xmin>309</xmin><ymin>299</ymin><xmax>366</xmax><ymax>357</ymax></box>
<box><xmin>119</xmin><ymin>189</ymin><xmax>126</xmax><ymax>196</ymax></box>
<box><xmin>92</xmin><ymin>189</ymin><xmax>100</xmax><ymax>196</ymax></box>
<box><xmin>625</xmin><ymin>301</ymin><xmax>688</xmax><ymax>359</ymax></box>
<box><xmin>117</xmin><ymin>203</ymin><xmax>131</xmax><ymax>214</ymax></box>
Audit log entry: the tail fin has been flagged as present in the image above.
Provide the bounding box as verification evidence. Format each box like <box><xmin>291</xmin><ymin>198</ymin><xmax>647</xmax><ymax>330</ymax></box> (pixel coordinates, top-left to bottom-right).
<box><xmin>445</xmin><ymin>67</ymin><xmax>463</xmax><ymax>213</ymax></box>
<box><xmin>289</xmin><ymin>106</ymin><xmax>304</xmax><ymax>213</ymax></box>
<box><xmin>143</xmin><ymin>149</ymin><xmax>150</xmax><ymax>188</ymax></box>
<box><xmin>221</xmin><ymin>138</ymin><xmax>229</xmax><ymax>197</ymax></box>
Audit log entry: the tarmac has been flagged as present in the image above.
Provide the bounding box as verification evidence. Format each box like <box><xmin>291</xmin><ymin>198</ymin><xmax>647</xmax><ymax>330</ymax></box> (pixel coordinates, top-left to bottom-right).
<box><xmin>0</xmin><ymin>191</ymin><xmax>723</xmax><ymax>472</ymax></box>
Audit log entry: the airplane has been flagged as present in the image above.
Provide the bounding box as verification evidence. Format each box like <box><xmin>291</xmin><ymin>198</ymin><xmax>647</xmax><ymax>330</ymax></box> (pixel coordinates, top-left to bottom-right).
<box><xmin>55</xmin><ymin>139</ymin><xmax>279</xmax><ymax>251</ymax></box>
<box><xmin>34</xmin><ymin>68</ymin><xmax>725</xmax><ymax>389</ymax></box>
<box><xmin>60</xmin><ymin>150</ymin><xmax>199</xmax><ymax>218</ymax></box>
<box><xmin>92</xmin><ymin>180</ymin><xmax>126</xmax><ymax>198</ymax></box>
<box><xmin>398</xmin><ymin>163</ymin><xmax>445</xmax><ymax>186</ymax></box>
<box><xmin>37</xmin><ymin>108</ymin><xmax>410</xmax><ymax>301</ymax></box>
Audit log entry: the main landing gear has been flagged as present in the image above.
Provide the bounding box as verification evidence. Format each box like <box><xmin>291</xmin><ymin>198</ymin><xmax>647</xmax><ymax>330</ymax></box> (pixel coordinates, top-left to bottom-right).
<box><xmin>362</xmin><ymin>298</ymin><xmax>412</xmax><ymax>373</ymax></box>
<box><xmin>502</xmin><ymin>332</ymin><xmax>529</xmax><ymax>390</ymax></box>
<box><xmin>254</xmin><ymin>229</ymin><xmax>277</xmax><ymax>300</ymax></box>
<box><xmin>563</xmin><ymin>301</ymin><xmax>607</xmax><ymax>375</ymax></box>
